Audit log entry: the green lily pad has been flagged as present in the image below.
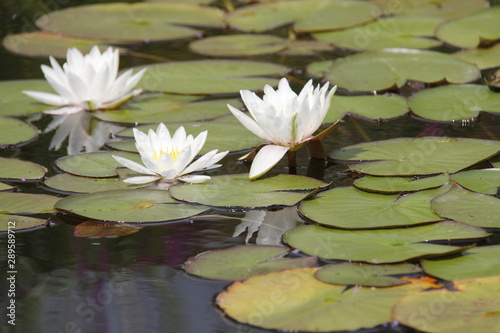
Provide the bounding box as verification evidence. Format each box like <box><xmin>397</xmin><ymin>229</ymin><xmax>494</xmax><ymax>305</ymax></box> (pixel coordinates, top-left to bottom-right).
<box><xmin>300</xmin><ymin>185</ymin><xmax>445</xmax><ymax>229</ymax></box>
<box><xmin>2</xmin><ymin>31</ymin><xmax>116</xmax><ymax>58</ymax></box>
<box><xmin>115</xmin><ymin>118</ymin><xmax>263</xmax><ymax>154</ymax></box>
<box><xmin>431</xmin><ymin>184</ymin><xmax>500</xmax><ymax>229</ymax></box>
<box><xmin>189</xmin><ymin>34</ymin><xmax>288</xmax><ymax>57</ymax></box>
<box><xmin>183</xmin><ymin>245</ymin><xmax>316</xmax><ymax>280</ymax></box>
<box><xmin>453</xmin><ymin>44</ymin><xmax>500</xmax><ymax>69</ymax></box>
<box><xmin>353</xmin><ymin>174</ymin><xmax>449</xmax><ymax>193</ymax></box>
<box><xmin>370</xmin><ymin>0</ymin><xmax>489</xmax><ymax>19</ymax></box>
<box><xmin>313</xmin><ymin>16</ymin><xmax>442</xmax><ymax>51</ymax></box>
<box><xmin>225</xmin><ymin>0</ymin><xmax>379</xmax><ymax>33</ymax></box>
<box><xmin>435</xmin><ymin>6</ymin><xmax>500</xmax><ymax>48</ymax></box>
<box><xmin>137</xmin><ymin>59</ymin><xmax>290</xmax><ymax>95</ymax></box>
<box><xmin>278</xmin><ymin>40</ymin><xmax>334</xmax><ymax>56</ymax></box>
<box><xmin>44</xmin><ymin>173</ymin><xmax>142</xmax><ymax>194</ymax></box>
<box><xmin>0</xmin><ymin>118</ymin><xmax>38</xmax><ymax>147</ymax></box>
<box><xmin>409</xmin><ymin>85</ymin><xmax>500</xmax><ymax>122</ymax></box>
<box><xmin>421</xmin><ymin>245</ymin><xmax>500</xmax><ymax>280</ymax></box>
<box><xmin>329</xmin><ymin>137</ymin><xmax>500</xmax><ymax>176</ymax></box>
<box><xmin>0</xmin><ymin>157</ymin><xmax>47</xmax><ymax>182</ymax></box>
<box><xmin>0</xmin><ymin>214</ymin><xmax>47</xmax><ymax>233</ymax></box>
<box><xmin>0</xmin><ymin>80</ymin><xmax>54</xmax><ymax>116</ymax></box>
<box><xmin>217</xmin><ymin>267</ymin><xmax>436</xmax><ymax>332</ymax></box>
<box><xmin>146</xmin><ymin>0</ymin><xmax>212</xmax><ymax>3</ymax></box>
<box><xmin>394</xmin><ymin>276</ymin><xmax>500</xmax><ymax>333</ymax></box>
<box><xmin>308</xmin><ymin>49</ymin><xmax>480</xmax><ymax>92</ymax></box>
<box><xmin>0</xmin><ymin>192</ymin><xmax>59</xmax><ymax>214</ymax></box>
<box><xmin>169</xmin><ymin>174</ymin><xmax>326</xmax><ymax>209</ymax></box>
<box><xmin>54</xmin><ymin>189</ymin><xmax>207</xmax><ymax>223</ymax></box>
<box><xmin>450</xmin><ymin>169</ymin><xmax>500</xmax><ymax>195</ymax></box>
<box><xmin>0</xmin><ymin>182</ymin><xmax>15</xmax><ymax>191</ymax></box>
<box><xmin>36</xmin><ymin>3</ymin><xmax>224</xmax><ymax>42</ymax></box>
<box><xmin>94</xmin><ymin>94</ymin><xmax>241</xmax><ymax>124</ymax></box>
<box><xmin>56</xmin><ymin>151</ymin><xmax>142</xmax><ymax>178</ymax></box>
<box><xmin>315</xmin><ymin>262</ymin><xmax>422</xmax><ymax>287</ymax></box>
<box><xmin>327</xmin><ymin>94</ymin><xmax>408</xmax><ymax>122</ymax></box>
<box><xmin>283</xmin><ymin>221</ymin><xmax>489</xmax><ymax>263</ymax></box>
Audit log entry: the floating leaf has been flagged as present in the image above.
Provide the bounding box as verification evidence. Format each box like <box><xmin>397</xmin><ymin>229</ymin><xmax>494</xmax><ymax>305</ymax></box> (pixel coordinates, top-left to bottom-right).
<box><xmin>225</xmin><ymin>0</ymin><xmax>379</xmax><ymax>33</ymax></box>
<box><xmin>453</xmin><ymin>44</ymin><xmax>500</xmax><ymax>69</ymax></box>
<box><xmin>44</xmin><ymin>173</ymin><xmax>142</xmax><ymax>194</ymax></box>
<box><xmin>0</xmin><ymin>118</ymin><xmax>38</xmax><ymax>147</ymax></box>
<box><xmin>73</xmin><ymin>221</ymin><xmax>142</xmax><ymax>238</ymax></box>
<box><xmin>0</xmin><ymin>182</ymin><xmax>15</xmax><ymax>191</ymax></box>
<box><xmin>94</xmin><ymin>94</ymin><xmax>240</xmax><ymax>124</ymax></box>
<box><xmin>0</xmin><ymin>214</ymin><xmax>47</xmax><ymax>233</ymax></box>
<box><xmin>36</xmin><ymin>3</ymin><xmax>224</xmax><ymax>42</ymax></box>
<box><xmin>431</xmin><ymin>184</ymin><xmax>500</xmax><ymax>229</ymax></box>
<box><xmin>409</xmin><ymin>85</ymin><xmax>500</xmax><ymax>122</ymax></box>
<box><xmin>421</xmin><ymin>245</ymin><xmax>500</xmax><ymax>280</ymax></box>
<box><xmin>450</xmin><ymin>169</ymin><xmax>500</xmax><ymax>195</ymax></box>
<box><xmin>55</xmin><ymin>151</ymin><xmax>142</xmax><ymax>178</ymax></box>
<box><xmin>217</xmin><ymin>268</ymin><xmax>434</xmax><ymax>332</ymax></box>
<box><xmin>315</xmin><ymin>262</ymin><xmax>422</xmax><ymax>287</ymax></box>
<box><xmin>0</xmin><ymin>157</ymin><xmax>47</xmax><ymax>182</ymax></box>
<box><xmin>138</xmin><ymin>60</ymin><xmax>290</xmax><ymax>95</ymax></box>
<box><xmin>300</xmin><ymin>185</ymin><xmax>445</xmax><ymax>229</ymax></box>
<box><xmin>394</xmin><ymin>276</ymin><xmax>500</xmax><ymax>333</ymax></box>
<box><xmin>0</xmin><ymin>192</ymin><xmax>59</xmax><ymax>214</ymax></box>
<box><xmin>169</xmin><ymin>174</ymin><xmax>326</xmax><ymax>209</ymax></box>
<box><xmin>436</xmin><ymin>6</ymin><xmax>500</xmax><ymax>48</ymax></box>
<box><xmin>329</xmin><ymin>137</ymin><xmax>500</xmax><ymax>176</ymax></box>
<box><xmin>2</xmin><ymin>31</ymin><xmax>116</xmax><ymax>58</ymax></box>
<box><xmin>327</xmin><ymin>94</ymin><xmax>408</xmax><ymax>122</ymax></box>
<box><xmin>184</xmin><ymin>245</ymin><xmax>316</xmax><ymax>280</ymax></box>
<box><xmin>354</xmin><ymin>174</ymin><xmax>449</xmax><ymax>193</ymax></box>
<box><xmin>54</xmin><ymin>189</ymin><xmax>207</xmax><ymax>223</ymax></box>
<box><xmin>370</xmin><ymin>0</ymin><xmax>489</xmax><ymax>19</ymax></box>
<box><xmin>278</xmin><ymin>40</ymin><xmax>334</xmax><ymax>56</ymax></box>
<box><xmin>313</xmin><ymin>16</ymin><xmax>442</xmax><ymax>51</ymax></box>
<box><xmin>0</xmin><ymin>80</ymin><xmax>53</xmax><ymax>116</ymax></box>
<box><xmin>309</xmin><ymin>49</ymin><xmax>480</xmax><ymax>92</ymax></box>
<box><xmin>283</xmin><ymin>221</ymin><xmax>489</xmax><ymax>263</ymax></box>
<box><xmin>189</xmin><ymin>34</ymin><xmax>288</xmax><ymax>57</ymax></box>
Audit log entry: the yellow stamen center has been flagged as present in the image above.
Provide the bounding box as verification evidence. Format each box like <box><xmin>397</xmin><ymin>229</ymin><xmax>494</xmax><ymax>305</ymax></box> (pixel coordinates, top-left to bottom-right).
<box><xmin>152</xmin><ymin>148</ymin><xmax>181</xmax><ymax>161</ymax></box>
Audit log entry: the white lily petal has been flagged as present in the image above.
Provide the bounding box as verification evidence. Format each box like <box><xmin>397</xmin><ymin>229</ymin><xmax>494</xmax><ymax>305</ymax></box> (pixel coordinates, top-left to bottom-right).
<box><xmin>122</xmin><ymin>176</ymin><xmax>160</xmax><ymax>184</ymax></box>
<box><xmin>22</xmin><ymin>91</ymin><xmax>67</xmax><ymax>106</ymax></box>
<box><xmin>178</xmin><ymin>175</ymin><xmax>211</xmax><ymax>183</ymax></box>
<box><xmin>112</xmin><ymin>155</ymin><xmax>156</xmax><ymax>175</ymax></box>
<box><xmin>248</xmin><ymin>144</ymin><xmax>289</xmax><ymax>179</ymax></box>
<box><xmin>43</xmin><ymin>105</ymin><xmax>84</xmax><ymax>115</ymax></box>
<box><xmin>228</xmin><ymin>104</ymin><xmax>269</xmax><ymax>141</ymax></box>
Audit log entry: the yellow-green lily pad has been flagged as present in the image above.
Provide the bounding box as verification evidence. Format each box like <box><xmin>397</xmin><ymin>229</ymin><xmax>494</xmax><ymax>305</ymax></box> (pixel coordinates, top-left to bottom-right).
<box><xmin>450</xmin><ymin>169</ymin><xmax>500</xmax><ymax>195</ymax></box>
<box><xmin>0</xmin><ymin>118</ymin><xmax>38</xmax><ymax>148</ymax></box>
<box><xmin>327</xmin><ymin>94</ymin><xmax>408</xmax><ymax>122</ymax></box>
<box><xmin>370</xmin><ymin>0</ymin><xmax>489</xmax><ymax>19</ymax></box>
<box><xmin>44</xmin><ymin>173</ymin><xmax>142</xmax><ymax>194</ymax></box>
<box><xmin>0</xmin><ymin>182</ymin><xmax>15</xmax><ymax>191</ymax></box>
<box><xmin>0</xmin><ymin>192</ymin><xmax>59</xmax><ymax>214</ymax></box>
<box><xmin>453</xmin><ymin>44</ymin><xmax>500</xmax><ymax>69</ymax></box>
<box><xmin>0</xmin><ymin>157</ymin><xmax>47</xmax><ymax>182</ymax></box>
<box><xmin>0</xmin><ymin>214</ymin><xmax>48</xmax><ymax>233</ymax></box>
<box><xmin>0</xmin><ymin>80</ymin><xmax>54</xmax><ymax>116</ymax></box>
<box><xmin>354</xmin><ymin>174</ymin><xmax>449</xmax><ymax>193</ymax></box>
<box><xmin>189</xmin><ymin>34</ymin><xmax>288</xmax><ymax>57</ymax></box>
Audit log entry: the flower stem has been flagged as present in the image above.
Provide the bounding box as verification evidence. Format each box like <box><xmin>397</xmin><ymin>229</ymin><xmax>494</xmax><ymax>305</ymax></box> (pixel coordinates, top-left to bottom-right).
<box><xmin>288</xmin><ymin>150</ymin><xmax>297</xmax><ymax>174</ymax></box>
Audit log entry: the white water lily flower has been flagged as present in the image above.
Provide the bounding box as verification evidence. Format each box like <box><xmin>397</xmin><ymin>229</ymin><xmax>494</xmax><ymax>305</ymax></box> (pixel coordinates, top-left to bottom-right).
<box><xmin>23</xmin><ymin>46</ymin><xmax>146</xmax><ymax>115</ymax></box>
<box><xmin>113</xmin><ymin>123</ymin><xmax>228</xmax><ymax>185</ymax></box>
<box><xmin>227</xmin><ymin>78</ymin><xmax>337</xmax><ymax>179</ymax></box>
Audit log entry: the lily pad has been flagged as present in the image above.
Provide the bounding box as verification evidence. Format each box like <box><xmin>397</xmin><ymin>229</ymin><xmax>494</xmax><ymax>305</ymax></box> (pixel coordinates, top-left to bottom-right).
<box><xmin>189</xmin><ymin>34</ymin><xmax>288</xmax><ymax>57</ymax></box>
<box><xmin>0</xmin><ymin>192</ymin><xmax>59</xmax><ymax>214</ymax></box>
<box><xmin>0</xmin><ymin>182</ymin><xmax>15</xmax><ymax>191</ymax></box>
<box><xmin>453</xmin><ymin>44</ymin><xmax>500</xmax><ymax>69</ymax></box>
<box><xmin>283</xmin><ymin>221</ymin><xmax>489</xmax><ymax>263</ymax></box>
<box><xmin>409</xmin><ymin>85</ymin><xmax>500</xmax><ymax>122</ymax></box>
<box><xmin>0</xmin><ymin>118</ymin><xmax>38</xmax><ymax>147</ymax></box>
<box><xmin>329</xmin><ymin>137</ymin><xmax>500</xmax><ymax>176</ymax></box>
<box><xmin>44</xmin><ymin>173</ymin><xmax>142</xmax><ymax>194</ymax></box>
<box><xmin>2</xmin><ymin>31</ymin><xmax>116</xmax><ymax>58</ymax></box>
<box><xmin>370</xmin><ymin>0</ymin><xmax>489</xmax><ymax>19</ymax></box>
<box><xmin>353</xmin><ymin>174</ymin><xmax>449</xmax><ymax>193</ymax></box>
<box><xmin>0</xmin><ymin>214</ymin><xmax>47</xmax><ymax>233</ymax></box>
<box><xmin>0</xmin><ymin>157</ymin><xmax>47</xmax><ymax>182</ymax></box>
<box><xmin>435</xmin><ymin>6</ymin><xmax>500</xmax><ymax>48</ymax></box>
<box><xmin>169</xmin><ymin>174</ymin><xmax>326</xmax><ymax>209</ymax></box>
<box><xmin>313</xmin><ymin>16</ymin><xmax>442</xmax><ymax>51</ymax></box>
<box><xmin>315</xmin><ymin>262</ymin><xmax>422</xmax><ymax>287</ymax></box>
<box><xmin>36</xmin><ymin>2</ymin><xmax>224</xmax><ymax>42</ymax></box>
<box><xmin>431</xmin><ymin>184</ymin><xmax>500</xmax><ymax>229</ymax></box>
<box><xmin>299</xmin><ymin>185</ymin><xmax>445</xmax><ymax>229</ymax></box>
<box><xmin>327</xmin><ymin>94</ymin><xmax>408</xmax><ymax>122</ymax></box>
<box><xmin>278</xmin><ymin>40</ymin><xmax>334</xmax><ymax>56</ymax></box>
<box><xmin>54</xmin><ymin>189</ymin><xmax>207</xmax><ymax>223</ymax></box>
<box><xmin>421</xmin><ymin>245</ymin><xmax>500</xmax><ymax>280</ymax></box>
<box><xmin>55</xmin><ymin>151</ymin><xmax>142</xmax><ymax>178</ymax></box>
<box><xmin>225</xmin><ymin>0</ymin><xmax>379</xmax><ymax>33</ymax></box>
<box><xmin>308</xmin><ymin>49</ymin><xmax>480</xmax><ymax>92</ymax></box>
<box><xmin>450</xmin><ymin>169</ymin><xmax>500</xmax><ymax>195</ymax></box>
<box><xmin>394</xmin><ymin>276</ymin><xmax>500</xmax><ymax>333</ymax></box>
<box><xmin>217</xmin><ymin>267</ymin><xmax>436</xmax><ymax>332</ymax></box>
<box><xmin>94</xmin><ymin>94</ymin><xmax>241</xmax><ymax>124</ymax></box>
<box><xmin>0</xmin><ymin>80</ymin><xmax>54</xmax><ymax>116</ymax></box>
<box><xmin>137</xmin><ymin>59</ymin><xmax>290</xmax><ymax>95</ymax></box>
<box><xmin>183</xmin><ymin>245</ymin><xmax>316</xmax><ymax>280</ymax></box>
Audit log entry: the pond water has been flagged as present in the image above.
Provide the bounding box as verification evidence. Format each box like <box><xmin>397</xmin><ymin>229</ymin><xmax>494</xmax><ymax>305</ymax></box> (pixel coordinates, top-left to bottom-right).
<box><xmin>1</xmin><ymin>1</ymin><xmax>500</xmax><ymax>333</ymax></box>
